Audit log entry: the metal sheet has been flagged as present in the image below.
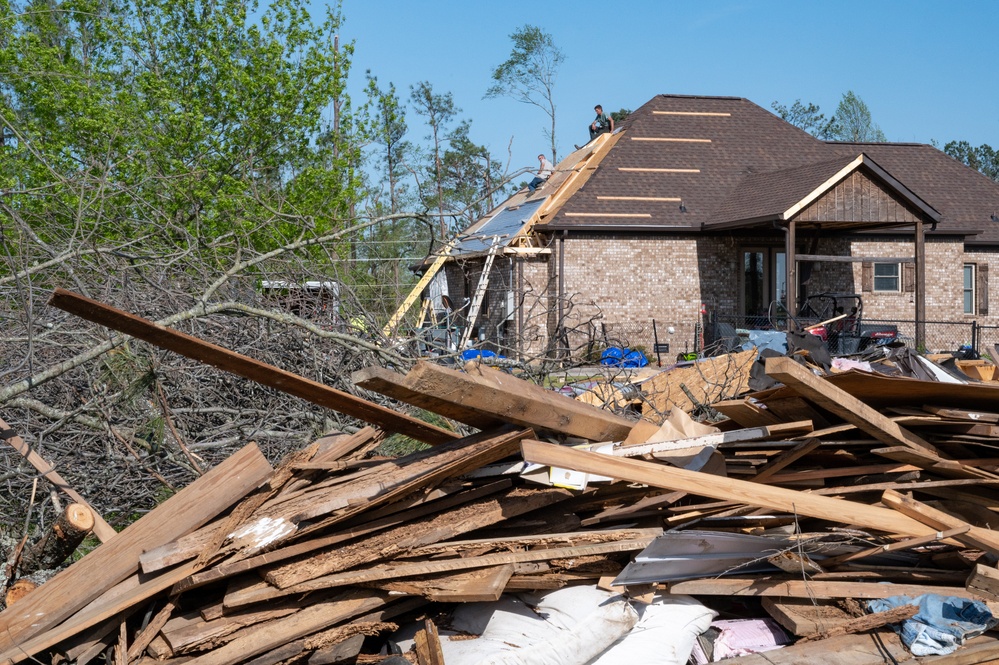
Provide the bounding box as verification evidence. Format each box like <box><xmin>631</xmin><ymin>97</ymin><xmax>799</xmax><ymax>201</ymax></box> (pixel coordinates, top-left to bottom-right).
<box><xmin>454</xmin><ymin>199</ymin><xmax>546</xmax><ymax>255</ymax></box>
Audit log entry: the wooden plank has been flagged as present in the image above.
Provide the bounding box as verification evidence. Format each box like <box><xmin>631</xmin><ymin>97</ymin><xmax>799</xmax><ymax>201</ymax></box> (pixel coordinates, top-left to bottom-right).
<box><xmin>871</xmin><ymin>446</ymin><xmax>995</xmax><ymax>480</ymax></box>
<box><xmin>667</xmin><ymin>577</ymin><xmax>989</xmax><ymax>601</ymax></box>
<box><xmin>762</xmin><ymin>596</ymin><xmax>853</xmax><ymax>636</ymax></box>
<box><xmin>2</xmin><ymin>560</ymin><xmax>198</xmax><ymax>665</ymax></box>
<box><xmin>0</xmin><ymin>417</ymin><xmax>116</xmax><ymax>543</ymax></box>
<box><xmin>966</xmin><ymin>564</ymin><xmax>999</xmax><ymax>601</ymax></box>
<box><xmin>614</xmin><ymin>421</ymin><xmax>813</xmax><ymax>458</ymax></box>
<box><xmin>263</xmin><ymin>487</ymin><xmax>572</xmax><ymax>589</ymax></box>
<box><xmin>182</xmin><ymin>479</ymin><xmax>515</xmax><ymax>590</ymax></box>
<box><xmin>382</xmin><ymin>238</ymin><xmax>457</xmax><ymax>337</ymax></box>
<box><xmin>48</xmin><ymin>288</ymin><xmax>457</xmax><ymax>445</ymax></box>
<box><xmin>881</xmin><ymin>489</ymin><xmax>999</xmax><ymax>556</ymax></box>
<box><xmin>352</xmin><ymin>365</ymin><xmax>503</xmax><ymax>430</ymax></box>
<box><xmin>765</xmin><ymin>356</ymin><xmax>945</xmax><ymax>456</ymax></box>
<box><xmin>751</xmin><ymin>438</ymin><xmax>822</xmax><ymax>483</ymax></box>
<box><xmin>403</xmin><ymin>360</ymin><xmax>639</xmax><ymax>442</ymax></box>
<box><xmin>375</xmin><ymin>565</ymin><xmax>516</xmax><ymax>602</ymax></box>
<box><xmin>712</xmin><ymin>399</ymin><xmax>782</xmax><ymax>427</ymax></box>
<box><xmin>924</xmin><ymin>406</ymin><xmax>999</xmax><ymax>423</ymax></box>
<box><xmin>519</xmin><ymin>439</ymin><xmax>937</xmax><ymax>537</ymax></box>
<box><xmin>225</xmin><ymin>538</ymin><xmax>657</xmax><ymax>608</ymax></box>
<box><xmin>183</xmin><ymin>591</ymin><xmax>388</xmax><ymax>665</ymax></box>
<box><xmin>798</xmin><ymin>604</ymin><xmax>918</xmax><ymax>643</ymax></box>
<box><xmin>917</xmin><ymin>637</ymin><xmax>999</xmax><ymax>664</ymax></box>
<box><xmin>414</xmin><ymin>619</ymin><xmax>446</xmax><ymax>665</ymax></box>
<box><xmin>0</xmin><ymin>442</ymin><xmax>272</xmax><ymax>663</ymax></box>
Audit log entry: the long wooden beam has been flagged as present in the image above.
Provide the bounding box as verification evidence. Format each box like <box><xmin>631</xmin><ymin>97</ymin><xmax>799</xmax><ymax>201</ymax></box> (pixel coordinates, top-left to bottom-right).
<box><xmin>667</xmin><ymin>578</ymin><xmax>987</xmax><ymax>602</ymax></box>
<box><xmin>519</xmin><ymin>439</ymin><xmax>937</xmax><ymax>537</ymax></box>
<box><xmin>404</xmin><ymin>360</ymin><xmax>647</xmax><ymax>442</ymax></box>
<box><xmin>352</xmin><ymin>365</ymin><xmax>503</xmax><ymax>430</ymax></box>
<box><xmin>48</xmin><ymin>288</ymin><xmax>457</xmax><ymax>445</ymax></box>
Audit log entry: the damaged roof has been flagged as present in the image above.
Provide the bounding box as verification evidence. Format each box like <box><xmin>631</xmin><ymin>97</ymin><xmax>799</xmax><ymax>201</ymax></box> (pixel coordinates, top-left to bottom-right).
<box><xmin>526</xmin><ymin>94</ymin><xmax>999</xmax><ymax>239</ymax></box>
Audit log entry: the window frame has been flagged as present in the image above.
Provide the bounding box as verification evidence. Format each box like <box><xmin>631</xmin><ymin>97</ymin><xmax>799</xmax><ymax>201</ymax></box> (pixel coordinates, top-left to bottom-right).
<box><xmin>964</xmin><ymin>263</ymin><xmax>976</xmax><ymax>315</ymax></box>
<box><xmin>872</xmin><ymin>262</ymin><xmax>901</xmax><ymax>293</ymax></box>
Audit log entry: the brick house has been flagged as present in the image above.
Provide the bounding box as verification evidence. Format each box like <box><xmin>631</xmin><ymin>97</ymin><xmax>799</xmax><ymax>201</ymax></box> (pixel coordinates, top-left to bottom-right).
<box><xmin>439</xmin><ymin>94</ymin><xmax>999</xmax><ymax>360</ymax></box>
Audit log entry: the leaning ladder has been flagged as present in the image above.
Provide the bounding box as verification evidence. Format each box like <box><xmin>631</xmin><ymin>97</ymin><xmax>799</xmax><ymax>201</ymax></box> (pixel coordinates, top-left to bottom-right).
<box><xmin>458</xmin><ymin>239</ymin><xmax>501</xmax><ymax>351</ymax></box>
<box><xmin>381</xmin><ymin>237</ymin><xmax>457</xmax><ymax>338</ymax></box>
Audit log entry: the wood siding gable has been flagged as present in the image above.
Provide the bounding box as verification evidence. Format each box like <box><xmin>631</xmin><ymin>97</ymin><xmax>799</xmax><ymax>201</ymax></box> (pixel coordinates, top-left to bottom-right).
<box><xmin>795</xmin><ymin>170</ymin><xmax>921</xmax><ymax>225</ymax></box>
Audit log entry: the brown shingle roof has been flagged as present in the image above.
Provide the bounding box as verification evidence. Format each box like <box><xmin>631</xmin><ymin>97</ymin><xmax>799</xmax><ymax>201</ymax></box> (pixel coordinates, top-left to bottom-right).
<box><xmin>707</xmin><ymin>155</ymin><xmax>861</xmax><ymax>226</ymax></box>
<box><xmin>826</xmin><ymin>142</ymin><xmax>999</xmax><ymax>242</ymax></box>
<box><xmin>481</xmin><ymin>93</ymin><xmax>999</xmax><ymax>243</ymax></box>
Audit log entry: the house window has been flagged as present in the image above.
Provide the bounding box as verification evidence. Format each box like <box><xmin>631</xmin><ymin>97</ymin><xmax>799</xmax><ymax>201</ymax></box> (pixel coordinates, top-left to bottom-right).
<box><xmin>873</xmin><ymin>263</ymin><xmax>900</xmax><ymax>292</ymax></box>
<box><xmin>964</xmin><ymin>263</ymin><xmax>976</xmax><ymax>314</ymax></box>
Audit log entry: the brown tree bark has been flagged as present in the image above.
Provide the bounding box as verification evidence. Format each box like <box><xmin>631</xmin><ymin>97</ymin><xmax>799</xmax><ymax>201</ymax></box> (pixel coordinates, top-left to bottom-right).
<box><xmin>18</xmin><ymin>503</ymin><xmax>95</xmax><ymax>575</ymax></box>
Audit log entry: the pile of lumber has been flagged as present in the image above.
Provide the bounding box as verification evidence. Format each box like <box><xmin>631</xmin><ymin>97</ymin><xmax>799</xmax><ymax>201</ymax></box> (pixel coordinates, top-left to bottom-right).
<box><xmin>7</xmin><ymin>290</ymin><xmax>999</xmax><ymax>664</ymax></box>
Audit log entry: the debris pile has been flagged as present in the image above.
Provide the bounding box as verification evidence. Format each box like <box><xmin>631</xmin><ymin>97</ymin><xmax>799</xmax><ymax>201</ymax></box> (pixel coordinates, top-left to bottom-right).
<box><xmin>5</xmin><ymin>291</ymin><xmax>999</xmax><ymax>664</ymax></box>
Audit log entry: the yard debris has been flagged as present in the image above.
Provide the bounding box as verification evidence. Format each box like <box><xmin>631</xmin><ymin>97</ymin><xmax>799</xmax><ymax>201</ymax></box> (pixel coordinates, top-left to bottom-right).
<box><xmin>5</xmin><ymin>292</ymin><xmax>999</xmax><ymax>663</ymax></box>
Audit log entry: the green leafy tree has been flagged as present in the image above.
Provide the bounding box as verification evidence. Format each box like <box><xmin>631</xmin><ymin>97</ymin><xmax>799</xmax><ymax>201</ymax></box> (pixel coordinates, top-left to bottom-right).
<box><xmin>829</xmin><ymin>90</ymin><xmax>886</xmax><ymax>142</ymax></box>
<box><xmin>355</xmin><ymin>74</ymin><xmax>429</xmax><ymax>320</ymax></box>
<box><xmin>771</xmin><ymin>99</ymin><xmax>838</xmax><ymax>139</ymax></box>
<box><xmin>944</xmin><ymin>140</ymin><xmax>999</xmax><ymax>181</ymax></box>
<box><xmin>485</xmin><ymin>24</ymin><xmax>564</xmax><ymax>163</ymax></box>
<box><xmin>1</xmin><ymin>0</ymin><xmax>359</xmax><ymax>258</ymax></box>
<box><xmin>610</xmin><ymin>108</ymin><xmax>631</xmax><ymax>125</ymax></box>
<box><xmin>0</xmin><ymin>0</ymin><xmax>431</xmax><ymax>526</ymax></box>
<box><xmin>439</xmin><ymin>120</ymin><xmax>506</xmax><ymax>229</ymax></box>
<box><xmin>410</xmin><ymin>80</ymin><xmax>459</xmax><ymax>238</ymax></box>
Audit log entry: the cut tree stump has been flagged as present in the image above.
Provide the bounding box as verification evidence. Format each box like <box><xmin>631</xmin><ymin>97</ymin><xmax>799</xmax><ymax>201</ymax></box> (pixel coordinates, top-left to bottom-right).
<box><xmin>18</xmin><ymin>503</ymin><xmax>95</xmax><ymax>575</ymax></box>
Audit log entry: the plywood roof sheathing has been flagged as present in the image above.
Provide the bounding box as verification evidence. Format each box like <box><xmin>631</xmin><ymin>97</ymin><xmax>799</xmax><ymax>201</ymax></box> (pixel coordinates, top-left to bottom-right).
<box><xmin>563</xmin><ymin>212</ymin><xmax>653</xmax><ymax>218</ymax></box>
<box><xmin>653</xmin><ymin>111</ymin><xmax>731</xmax><ymax>117</ymax></box>
<box><xmin>618</xmin><ymin>167</ymin><xmax>701</xmax><ymax>173</ymax></box>
<box><xmin>631</xmin><ymin>137</ymin><xmax>713</xmax><ymax>143</ymax></box>
<box><xmin>597</xmin><ymin>196</ymin><xmax>682</xmax><ymax>202</ymax></box>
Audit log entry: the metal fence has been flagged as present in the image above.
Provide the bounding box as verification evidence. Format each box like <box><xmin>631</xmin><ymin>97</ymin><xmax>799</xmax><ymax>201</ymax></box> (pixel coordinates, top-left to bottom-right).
<box><xmin>571</xmin><ymin>317</ymin><xmax>996</xmax><ymax>365</ymax></box>
<box><xmin>706</xmin><ymin>315</ymin><xmax>986</xmax><ymax>356</ymax></box>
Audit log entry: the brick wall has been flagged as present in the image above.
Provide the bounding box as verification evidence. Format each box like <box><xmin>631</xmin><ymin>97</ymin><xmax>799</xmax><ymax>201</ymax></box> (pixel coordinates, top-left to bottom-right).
<box><xmin>448</xmin><ymin>232</ymin><xmax>999</xmax><ymax>361</ymax></box>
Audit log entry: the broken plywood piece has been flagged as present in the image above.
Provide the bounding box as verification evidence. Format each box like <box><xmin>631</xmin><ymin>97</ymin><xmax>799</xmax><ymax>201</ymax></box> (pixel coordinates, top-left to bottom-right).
<box><xmin>642</xmin><ymin>349</ymin><xmax>757</xmax><ymax>420</ymax></box>
<box><xmin>761</xmin><ymin>597</ymin><xmax>853</xmax><ymax>636</ymax></box>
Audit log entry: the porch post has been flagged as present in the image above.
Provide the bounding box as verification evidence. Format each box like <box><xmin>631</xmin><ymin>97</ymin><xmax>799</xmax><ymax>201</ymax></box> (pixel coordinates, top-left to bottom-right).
<box><xmin>786</xmin><ymin>220</ymin><xmax>797</xmax><ymax>328</ymax></box>
<box><xmin>915</xmin><ymin>220</ymin><xmax>925</xmax><ymax>349</ymax></box>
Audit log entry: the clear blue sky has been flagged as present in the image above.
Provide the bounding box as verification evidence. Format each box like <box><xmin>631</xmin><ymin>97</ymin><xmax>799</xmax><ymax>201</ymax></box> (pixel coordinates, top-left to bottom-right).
<box><xmin>332</xmin><ymin>0</ymin><xmax>997</xmax><ymax>175</ymax></box>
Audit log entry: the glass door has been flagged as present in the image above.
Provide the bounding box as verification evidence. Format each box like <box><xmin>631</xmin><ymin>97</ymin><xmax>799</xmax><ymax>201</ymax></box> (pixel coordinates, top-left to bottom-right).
<box><xmin>740</xmin><ymin>248</ymin><xmax>785</xmax><ymax>326</ymax></box>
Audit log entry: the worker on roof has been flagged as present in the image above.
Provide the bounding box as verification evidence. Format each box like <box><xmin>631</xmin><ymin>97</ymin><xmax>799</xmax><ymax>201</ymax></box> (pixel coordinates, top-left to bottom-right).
<box><xmin>528</xmin><ymin>153</ymin><xmax>554</xmax><ymax>193</ymax></box>
<box><xmin>589</xmin><ymin>104</ymin><xmax>614</xmax><ymax>140</ymax></box>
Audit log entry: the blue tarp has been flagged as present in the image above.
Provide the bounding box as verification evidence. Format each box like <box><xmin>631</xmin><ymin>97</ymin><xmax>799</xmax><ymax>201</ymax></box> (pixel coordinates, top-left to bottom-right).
<box><xmin>600</xmin><ymin>347</ymin><xmax>649</xmax><ymax>368</ymax></box>
<box><xmin>461</xmin><ymin>349</ymin><xmax>503</xmax><ymax>361</ymax></box>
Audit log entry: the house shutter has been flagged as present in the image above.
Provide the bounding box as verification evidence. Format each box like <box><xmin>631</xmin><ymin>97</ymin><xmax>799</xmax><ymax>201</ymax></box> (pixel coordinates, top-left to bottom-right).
<box><xmin>978</xmin><ymin>263</ymin><xmax>989</xmax><ymax>316</ymax></box>
<box><xmin>861</xmin><ymin>263</ymin><xmax>873</xmax><ymax>292</ymax></box>
<box><xmin>902</xmin><ymin>263</ymin><xmax>915</xmax><ymax>293</ymax></box>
